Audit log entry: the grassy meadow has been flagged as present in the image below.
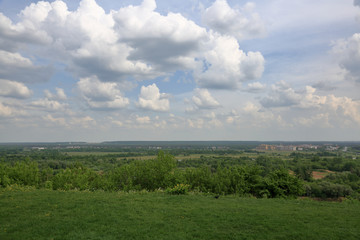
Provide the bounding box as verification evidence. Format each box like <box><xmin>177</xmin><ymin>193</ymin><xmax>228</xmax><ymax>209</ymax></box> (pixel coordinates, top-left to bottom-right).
<box><xmin>1</xmin><ymin>189</ymin><xmax>359</xmax><ymax>240</ymax></box>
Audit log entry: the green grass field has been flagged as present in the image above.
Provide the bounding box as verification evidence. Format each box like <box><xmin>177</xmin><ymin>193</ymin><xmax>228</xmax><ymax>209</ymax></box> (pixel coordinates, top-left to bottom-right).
<box><xmin>1</xmin><ymin>189</ymin><xmax>359</xmax><ymax>240</ymax></box>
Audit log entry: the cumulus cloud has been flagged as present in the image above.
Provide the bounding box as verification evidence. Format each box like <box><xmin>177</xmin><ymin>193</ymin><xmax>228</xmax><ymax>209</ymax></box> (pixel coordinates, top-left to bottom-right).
<box><xmin>43</xmin><ymin>114</ymin><xmax>95</xmax><ymax>128</ymax></box>
<box><xmin>187</xmin><ymin>118</ymin><xmax>205</xmax><ymax>129</ymax></box>
<box><xmin>332</xmin><ymin>33</ymin><xmax>360</xmax><ymax>83</ymax></box>
<box><xmin>44</xmin><ymin>88</ymin><xmax>67</xmax><ymax>100</ymax></box>
<box><xmin>311</xmin><ymin>81</ymin><xmax>336</xmax><ymax>91</ymax></box>
<box><xmin>191</xmin><ymin>88</ymin><xmax>220</xmax><ymax>110</ymax></box>
<box><xmin>295</xmin><ymin>113</ymin><xmax>332</xmax><ymax>128</ymax></box>
<box><xmin>195</xmin><ymin>34</ymin><xmax>264</xmax><ymax>89</ymax></box>
<box><xmin>202</xmin><ymin>0</ymin><xmax>266</xmax><ymax>41</ymax></box>
<box><xmin>325</xmin><ymin>94</ymin><xmax>360</xmax><ymax>125</ymax></box>
<box><xmin>298</xmin><ymin>86</ymin><xmax>327</xmax><ymax>108</ymax></box>
<box><xmin>261</xmin><ymin>83</ymin><xmax>329</xmax><ymax>109</ymax></box>
<box><xmin>0</xmin><ymin>102</ymin><xmax>13</xmax><ymax>117</ymax></box>
<box><xmin>113</xmin><ymin>0</ymin><xmax>207</xmax><ymax>72</ymax></box>
<box><xmin>30</xmin><ymin>98</ymin><xmax>68</xmax><ymax>111</ymax></box>
<box><xmin>292</xmin><ymin>94</ymin><xmax>360</xmax><ymax>127</ymax></box>
<box><xmin>138</xmin><ymin>83</ymin><xmax>170</xmax><ymax>111</ymax></box>
<box><xmin>77</xmin><ymin>76</ymin><xmax>129</xmax><ymax>110</ymax></box>
<box><xmin>136</xmin><ymin>115</ymin><xmax>151</xmax><ymax>124</ymax></box>
<box><xmin>245</xmin><ymin>82</ymin><xmax>266</xmax><ymax>93</ymax></box>
<box><xmin>0</xmin><ymin>10</ymin><xmax>51</xmax><ymax>52</ymax></box>
<box><xmin>0</xmin><ymin>79</ymin><xmax>32</xmax><ymax>98</ymax></box>
<box><xmin>260</xmin><ymin>82</ymin><xmax>360</xmax><ymax>126</ymax></box>
<box><xmin>260</xmin><ymin>81</ymin><xmax>302</xmax><ymax>108</ymax></box>
<box><xmin>0</xmin><ymin>8</ymin><xmax>53</xmax><ymax>83</ymax></box>
<box><xmin>187</xmin><ymin>113</ymin><xmax>223</xmax><ymax>129</ymax></box>
<box><xmin>0</xmin><ymin>0</ymin><xmax>264</xmax><ymax>90</ymax></box>
<box><xmin>0</xmin><ymin>50</ymin><xmax>53</xmax><ymax>83</ymax></box>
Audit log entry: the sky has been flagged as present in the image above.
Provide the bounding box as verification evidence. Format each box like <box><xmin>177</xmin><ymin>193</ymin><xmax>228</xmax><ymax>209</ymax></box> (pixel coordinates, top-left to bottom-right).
<box><xmin>0</xmin><ymin>0</ymin><xmax>360</xmax><ymax>142</ymax></box>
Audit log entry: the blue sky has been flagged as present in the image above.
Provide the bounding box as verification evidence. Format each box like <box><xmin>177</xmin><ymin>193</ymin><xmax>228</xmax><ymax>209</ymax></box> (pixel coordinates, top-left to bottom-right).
<box><xmin>0</xmin><ymin>0</ymin><xmax>360</xmax><ymax>142</ymax></box>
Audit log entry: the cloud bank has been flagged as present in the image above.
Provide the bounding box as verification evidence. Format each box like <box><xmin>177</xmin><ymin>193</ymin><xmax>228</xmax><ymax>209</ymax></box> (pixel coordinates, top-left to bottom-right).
<box><xmin>0</xmin><ymin>0</ymin><xmax>264</xmax><ymax>91</ymax></box>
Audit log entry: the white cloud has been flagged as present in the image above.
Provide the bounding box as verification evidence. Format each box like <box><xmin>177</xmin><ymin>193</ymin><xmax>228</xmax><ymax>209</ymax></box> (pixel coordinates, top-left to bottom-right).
<box><xmin>0</xmin><ymin>50</ymin><xmax>52</xmax><ymax>83</ymax></box>
<box><xmin>325</xmin><ymin>94</ymin><xmax>360</xmax><ymax>125</ymax></box>
<box><xmin>202</xmin><ymin>0</ymin><xmax>266</xmax><ymax>41</ymax></box>
<box><xmin>44</xmin><ymin>88</ymin><xmax>67</xmax><ymax>100</ymax></box>
<box><xmin>0</xmin><ymin>0</ymin><xmax>264</xmax><ymax>91</ymax></box>
<box><xmin>0</xmin><ymin>102</ymin><xmax>13</xmax><ymax>117</ymax></box>
<box><xmin>260</xmin><ymin>82</ymin><xmax>360</xmax><ymax>126</ymax></box>
<box><xmin>0</xmin><ymin>79</ymin><xmax>32</xmax><ymax>98</ymax></box>
<box><xmin>43</xmin><ymin>114</ymin><xmax>67</xmax><ymax>127</ymax></box>
<box><xmin>77</xmin><ymin>76</ymin><xmax>129</xmax><ymax>110</ymax></box>
<box><xmin>311</xmin><ymin>81</ymin><xmax>336</xmax><ymax>91</ymax></box>
<box><xmin>187</xmin><ymin>113</ymin><xmax>223</xmax><ymax>129</ymax></box>
<box><xmin>136</xmin><ymin>115</ymin><xmax>151</xmax><ymax>124</ymax></box>
<box><xmin>195</xmin><ymin>34</ymin><xmax>264</xmax><ymax>89</ymax></box>
<box><xmin>113</xmin><ymin>0</ymin><xmax>207</xmax><ymax>72</ymax></box>
<box><xmin>30</xmin><ymin>98</ymin><xmax>68</xmax><ymax>111</ymax></box>
<box><xmin>187</xmin><ymin>118</ymin><xmax>204</xmax><ymax>129</ymax></box>
<box><xmin>260</xmin><ymin>81</ymin><xmax>302</xmax><ymax>108</ymax></box>
<box><xmin>332</xmin><ymin>33</ymin><xmax>360</xmax><ymax>83</ymax></box>
<box><xmin>138</xmin><ymin>83</ymin><xmax>170</xmax><ymax>111</ymax></box>
<box><xmin>242</xmin><ymin>102</ymin><xmax>278</xmax><ymax>127</ymax></box>
<box><xmin>112</xmin><ymin>120</ymin><xmax>123</xmax><ymax>127</ymax></box>
<box><xmin>245</xmin><ymin>82</ymin><xmax>266</xmax><ymax>93</ymax></box>
<box><xmin>191</xmin><ymin>88</ymin><xmax>220</xmax><ymax>110</ymax></box>
<box><xmin>295</xmin><ymin>113</ymin><xmax>332</xmax><ymax>128</ymax></box>
<box><xmin>0</xmin><ymin>10</ymin><xmax>51</xmax><ymax>52</ymax></box>
<box><xmin>206</xmin><ymin>112</ymin><xmax>223</xmax><ymax>127</ymax></box>
<box><xmin>298</xmin><ymin>86</ymin><xmax>327</xmax><ymax>108</ymax></box>
<box><xmin>43</xmin><ymin>114</ymin><xmax>96</xmax><ymax>128</ymax></box>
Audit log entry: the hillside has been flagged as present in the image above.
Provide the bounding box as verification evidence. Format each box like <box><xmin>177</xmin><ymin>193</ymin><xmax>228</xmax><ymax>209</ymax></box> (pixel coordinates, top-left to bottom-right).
<box><xmin>1</xmin><ymin>189</ymin><xmax>359</xmax><ymax>240</ymax></box>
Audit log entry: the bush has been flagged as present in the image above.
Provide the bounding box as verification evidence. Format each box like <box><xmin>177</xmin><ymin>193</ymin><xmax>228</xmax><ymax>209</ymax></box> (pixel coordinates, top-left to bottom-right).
<box><xmin>108</xmin><ymin>151</ymin><xmax>177</xmax><ymax>191</ymax></box>
<box><xmin>52</xmin><ymin>164</ymin><xmax>101</xmax><ymax>191</ymax></box>
<box><xmin>306</xmin><ymin>181</ymin><xmax>353</xmax><ymax>198</ymax></box>
<box><xmin>261</xmin><ymin>169</ymin><xmax>305</xmax><ymax>198</ymax></box>
<box><xmin>0</xmin><ymin>161</ymin><xmax>40</xmax><ymax>187</ymax></box>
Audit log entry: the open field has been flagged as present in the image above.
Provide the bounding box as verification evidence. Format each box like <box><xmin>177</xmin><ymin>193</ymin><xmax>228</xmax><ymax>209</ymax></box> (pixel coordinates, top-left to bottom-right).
<box><xmin>1</xmin><ymin>189</ymin><xmax>359</xmax><ymax>240</ymax></box>
<box><xmin>63</xmin><ymin>151</ymin><xmax>293</xmax><ymax>161</ymax></box>
<box><xmin>64</xmin><ymin>152</ymin><xmax>131</xmax><ymax>156</ymax></box>
<box><xmin>312</xmin><ymin>170</ymin><xmax>335</xmax><ymax>180</ymax></box>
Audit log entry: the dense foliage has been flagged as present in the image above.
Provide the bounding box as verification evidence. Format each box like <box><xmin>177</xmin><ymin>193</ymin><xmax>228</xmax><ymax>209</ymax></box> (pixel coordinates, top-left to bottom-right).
<box><xmin>1</xmin><ymin>144</ymin><xmax>360</xmax><ymax>199</ymax></box>
<box><xmin>0</xmin><ymin>151</ymin><xmax>306</xmax><ymax>198</ymax></box>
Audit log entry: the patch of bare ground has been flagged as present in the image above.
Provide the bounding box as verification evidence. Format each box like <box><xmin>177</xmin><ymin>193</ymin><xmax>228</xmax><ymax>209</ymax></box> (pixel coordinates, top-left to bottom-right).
<box><xmin>312</xmin><ymin>170</ymin><xmax>334</xmax><ymax>180</ymax></box>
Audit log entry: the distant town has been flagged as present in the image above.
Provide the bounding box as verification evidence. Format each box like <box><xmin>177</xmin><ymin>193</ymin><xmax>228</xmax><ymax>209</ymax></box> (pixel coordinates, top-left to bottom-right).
<box><xmin>255</xmin><ymin>143</ymin><xmax>349</xmax><ymax>152</ymax></box>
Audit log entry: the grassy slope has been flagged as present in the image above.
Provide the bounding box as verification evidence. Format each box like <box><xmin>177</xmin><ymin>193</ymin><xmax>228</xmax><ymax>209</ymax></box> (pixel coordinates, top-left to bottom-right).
<box><xmin>0</xmin><ymin>189</ymin><xmax>359</xmax><ymax>240</ymax></box>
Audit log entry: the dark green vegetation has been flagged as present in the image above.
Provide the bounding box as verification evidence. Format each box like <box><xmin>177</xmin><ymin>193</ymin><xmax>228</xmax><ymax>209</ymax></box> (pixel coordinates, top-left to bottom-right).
<box><xmin>1</xmin><ymin>189</ymin><xmax>359</xmax><ymax>240</ymax></box>
<box><xmin>1</xmin><ymin>142</ymin><xmax>360</xmax><ymax>199</ymax></box>
<box><xmin>0</xmin><ymin>152</ymin><xmax>304</xmax><ymax>198</ymax></box>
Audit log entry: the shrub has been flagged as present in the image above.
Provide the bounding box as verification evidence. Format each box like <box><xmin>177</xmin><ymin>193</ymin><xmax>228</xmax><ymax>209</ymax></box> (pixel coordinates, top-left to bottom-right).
<box><xmin>262</xmin><ymin>169</ymin><xmax>305</xmax><ymax>198</ymax></box>
<box><xmin>306</xmin><ymin>181</ymin><xmax>353</xmax><ymax>198</ymax></box>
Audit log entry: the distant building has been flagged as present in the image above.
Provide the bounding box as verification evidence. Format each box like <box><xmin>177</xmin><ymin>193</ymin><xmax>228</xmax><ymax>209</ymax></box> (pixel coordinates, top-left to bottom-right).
<box><xmin>256</xmin><ymin>144</ymin><xmax>276</xmax><ymax>151</ymax></box>
<box><xmin>275</xmin><ymin>145</ymin><xmax>296</xmax><ymax>151</ymax></box>
<box><xmin>32</xmin><ymin>147</ymin><xmax>46</xmax><ymax>150</ymax></box>
<box><xmin>256</xmin><ymin>144</ymin><xmax>321</xmax><ymax>152</ymax></box>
